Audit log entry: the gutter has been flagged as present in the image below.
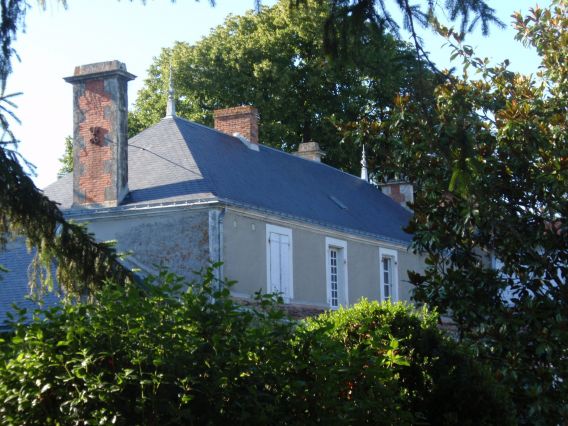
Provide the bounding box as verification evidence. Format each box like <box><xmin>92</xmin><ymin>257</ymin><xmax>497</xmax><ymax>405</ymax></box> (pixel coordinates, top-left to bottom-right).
<box><xmin>216</xmin><ymin>197</ymin><xmax>413</xmax><ymax>249</ymax></box>
<box><xmin>63</xmin><ymin>198</ymin><xmax>220</xmax><ymax>221</ymax></box>
<box><xmin>59</xmin><ymin>195</ymin><xmax>411</xmax><ymax>248</ymax></box>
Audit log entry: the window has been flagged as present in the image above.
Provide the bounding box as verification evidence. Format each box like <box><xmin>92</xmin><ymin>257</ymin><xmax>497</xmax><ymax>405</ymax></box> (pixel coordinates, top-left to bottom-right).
<box><xmin>266</xmin><ymin>224</ymin><xmax>293</xmax><ymax>301</ymax></box>
<box><xmin>379</xmin><ymin>248</ymin><xmax>398</xmax><ymax>302</ymax></box>
<box><xmin>329</xmin><ymin>248</ymin><xmax>339</xmax><ymax>307</ymax></box>
<box><xmin>382</xmin><ymin>257</ymin><xmax>392</xmax><ymax>299</ymax></box>
<box><xmin>326</xmin><ymin>237</ymin><xmax>348</xmax><ymax>308</ymax></box>
<box><xmin>491</xmin><ymin>254</ymin><xmax>565</xmax><ymax>306</ymax></box>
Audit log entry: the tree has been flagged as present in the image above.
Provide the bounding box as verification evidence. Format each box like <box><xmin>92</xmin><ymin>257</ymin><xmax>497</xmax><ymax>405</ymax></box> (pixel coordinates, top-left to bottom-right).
<box><xmin>129</xmin><ymin>0</ymin><xmax>437</xmax><ymax>174</ymax></box>
<box><xmin>0</xmin><ymin>0</ymin><xmax>133</xmax><ymax>296</ymax></box>
<box><xmin>57</xmin><ymin>135</ymin><xmax>73</xmax><ymax>176</ymax></box>
<box><xmin>1</xmin><ymin>0</ymin><xmax>500</xmax><ymax>296</ymax></box>
<box><xmin>305</xmin><ymin>0</ymin><xmax>503</xmax><ymax>71</ymax></box>
<box><xmin>375</xmin><ymin>1</ymin><xmax>567</xmax><ymax>423</ymax></box>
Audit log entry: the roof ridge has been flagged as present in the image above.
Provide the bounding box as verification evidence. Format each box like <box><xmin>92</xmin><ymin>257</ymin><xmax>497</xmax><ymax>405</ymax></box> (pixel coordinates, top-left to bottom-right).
<box><xmin>129</xmin><ymin>118</ymin><xmax>205</xmax><ymax>180</ymax></box>
<box><xmin>167</xmin><ymin>116</ymin><xmax>362</xmax><ymax>185</ymax></box>
<box><xmin>168</xmin><ymin>115</ymin><xmax>378</xmax><ymax>194</ymax></box>
<box><xmin>170</xmin><ymin>116</ymin><xmax>221</xmax><ymax>198</ymax></box>
<box><xmin>169</xmin><ymin>115</ymin><xmax>236</xmax><ymax>139</ymax></box>
<box><xmin>260</xmin><ymin>143</ymin><xmax>375</xmax><ymax>187</ymax></box>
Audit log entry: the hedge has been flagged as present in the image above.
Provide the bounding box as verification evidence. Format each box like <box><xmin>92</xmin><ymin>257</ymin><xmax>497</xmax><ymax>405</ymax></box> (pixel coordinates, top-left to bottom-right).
<box><xmin>0</xmin><ymin>266</ymin><xmax>514</xmax><ymax>425</ymax></box>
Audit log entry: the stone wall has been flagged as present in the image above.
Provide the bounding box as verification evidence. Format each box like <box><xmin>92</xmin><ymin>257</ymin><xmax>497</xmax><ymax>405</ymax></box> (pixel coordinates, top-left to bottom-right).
<box><xmin>87</xmin><ymin>209</ymin><xmax>211</xmax><ymax>280</ymax></box>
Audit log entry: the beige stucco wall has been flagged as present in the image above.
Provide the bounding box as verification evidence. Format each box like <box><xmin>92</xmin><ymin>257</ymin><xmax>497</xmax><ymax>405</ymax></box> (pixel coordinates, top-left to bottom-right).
<box><xmin>222</xmin><ymin>211</ymin><xmax>267</xmax><ymax>296</ymax></box>
<box><xmin>292</xmin><ymin>228</ymin><xmax>327</xmax><ymax>303</ymax></box>
<box><xmin>223</xmin><ymin>208</ymin><xmax>424</xmax><ymax>308</ymax></box>
<box><xmin>72</xmin><ymin>205</ymin><xmax>425</xmax><ymax>306</ymax></box>
<box><xmin>397</xmin><ymin>249</ymin><xmax>425</xmax><ymax>302</ymax></box>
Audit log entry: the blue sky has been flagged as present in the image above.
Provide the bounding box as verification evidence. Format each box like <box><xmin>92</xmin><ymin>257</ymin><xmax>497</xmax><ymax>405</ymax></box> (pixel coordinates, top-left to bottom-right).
<box><xmin>7</xmin><ymin>0</ymin><xmax>546</xmax><ymax>188</ymax></box>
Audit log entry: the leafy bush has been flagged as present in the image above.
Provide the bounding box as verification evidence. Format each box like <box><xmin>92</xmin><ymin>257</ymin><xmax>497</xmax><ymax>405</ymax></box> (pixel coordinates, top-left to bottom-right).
<box><xmin>305</xmin><ymin>301</ymin><xmax>515</xmax><ymax>425</ymax></box>
<box><xmin>0</xmin><ymin>267</ymin><xmax>513</xmax><ymax>425</ymax></box>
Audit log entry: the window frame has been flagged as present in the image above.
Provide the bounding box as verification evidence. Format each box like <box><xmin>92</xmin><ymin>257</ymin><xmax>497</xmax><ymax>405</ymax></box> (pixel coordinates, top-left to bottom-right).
<box><xmin>266</xmin><ymin>224</ymin><xmax>293</xmax><ymax>301</ymax></box>
<box><xmin>325</xmin><ymin>237</ymin><xmax>348</xmax><ymax>309</ymax></box>
<box><xmin>379</xmin><ymin>247</ymin><xmax>398</xmax><ymax>302</ymax></box>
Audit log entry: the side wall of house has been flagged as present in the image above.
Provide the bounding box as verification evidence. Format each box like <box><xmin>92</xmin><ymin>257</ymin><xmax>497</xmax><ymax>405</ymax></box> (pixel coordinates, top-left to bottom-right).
<box><xmin>81</xmin><ymin>207</ymin><xmax>211</xmax><ymax>279</ymax></box>
<box><xmin>222</xmin><ymin>208</ymin><xmax>424</xmax><ymax>308</ymax></box>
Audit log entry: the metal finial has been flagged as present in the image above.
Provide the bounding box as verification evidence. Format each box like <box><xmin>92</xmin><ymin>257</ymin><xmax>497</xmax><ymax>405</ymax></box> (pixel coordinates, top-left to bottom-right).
<box><xmin>360</xmin><ymin>145</ymin><xmax>369</xmax><ymax>182</ymax></box>
<box><xmin>166</xmin><ymin>63</ymin><xmax>176</xmax><ymax>117</ymax></box>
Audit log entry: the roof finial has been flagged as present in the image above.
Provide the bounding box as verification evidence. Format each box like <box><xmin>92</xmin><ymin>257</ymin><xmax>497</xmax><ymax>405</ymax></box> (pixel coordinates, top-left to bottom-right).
<box><xmin>166</xmin><ymin>62</ymin><xmax>176</xmax><ymax>117</ymax></box>
<box><xmin>360</xmin><ymin>144</ymin><xmax>369</xmax><ymax>182</ymax></box>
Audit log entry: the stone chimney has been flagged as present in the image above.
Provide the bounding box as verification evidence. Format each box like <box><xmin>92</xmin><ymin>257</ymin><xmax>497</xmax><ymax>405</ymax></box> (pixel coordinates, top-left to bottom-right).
<box><xmin>379</xmin><ymin>180</ymin><xmax>414</xmax><ymax>211</ymax></box>
<box><xmin>64</xmin><ymin>61</ymin><xmax>135</xmax><ymax>208</ymax></box>
<box><xmin>294</xmin><ymin>141</ymin><xmax>325</xmax><ymax>162</ymax></box>
<box><xmin>213</xmin><ymin>106</ymin><xmax>259</xmax><ymax>145</ymax></box>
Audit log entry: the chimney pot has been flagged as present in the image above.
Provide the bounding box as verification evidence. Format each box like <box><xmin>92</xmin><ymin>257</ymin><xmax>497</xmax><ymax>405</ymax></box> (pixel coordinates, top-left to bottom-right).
<box><xmin>294</xmin><ymin>141</ymin><xmax>325</xmax><ymax>162</ymax></box>
<box><xmin>379</xmin><ymin>180</ymin><xmax>414</xmax><ymax>211</ymax></box>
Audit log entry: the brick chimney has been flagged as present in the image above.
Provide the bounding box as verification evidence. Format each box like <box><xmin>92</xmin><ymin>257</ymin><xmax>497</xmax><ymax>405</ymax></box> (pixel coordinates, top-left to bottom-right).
<box><xmin>64</xmin><ymin>60</ymin><xmax>135</xmax><ymax>208</ymax></box>
<box><xmin>213</xmin><ymin>106</ymin><xmax>259</xmax><ymax>145</ymax></box>
<box><xmin>379</xmin><ymin>180</ymin><xmax>414</xmax><ymax>211</ymax></box>
<box><xmin>294</xmin><ymin>141</ymin><xmax>325</xmax><ymax>162</ymax></box>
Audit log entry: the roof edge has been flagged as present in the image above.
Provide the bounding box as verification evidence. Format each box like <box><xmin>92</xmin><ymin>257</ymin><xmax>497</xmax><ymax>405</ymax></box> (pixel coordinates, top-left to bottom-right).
<box><xmin>218</xmin><ymin>197</ymin><xmax>413</xmax><ymax>247</ymax></box>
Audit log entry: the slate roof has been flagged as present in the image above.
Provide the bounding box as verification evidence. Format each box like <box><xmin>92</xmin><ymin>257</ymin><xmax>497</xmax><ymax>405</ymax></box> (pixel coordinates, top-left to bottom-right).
<box><xmin>0</xmin><ymin>239</ymin><xmax>61</xmax><ymax>329</ymax></box>
<box><xmin>44</xmin><ymin>116</ymin><xmax>412</xmax><ymax>244</ymax></box>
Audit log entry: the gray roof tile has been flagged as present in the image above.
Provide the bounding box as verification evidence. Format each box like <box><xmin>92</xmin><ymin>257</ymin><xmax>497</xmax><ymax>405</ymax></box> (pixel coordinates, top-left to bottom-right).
<box><xmin>0</xmin><ymin>239</ymin><xmax>60</xmax><ymax>328</ymax></box>
<box><xmin>3</xmin><ymin>115</ymin><xmax>413</xmax><ymax>325</ymax></box>
<box><xmin>43</xmin><ymin>115</ymin><xmax>412</xmax><ymax>243</ymax></box>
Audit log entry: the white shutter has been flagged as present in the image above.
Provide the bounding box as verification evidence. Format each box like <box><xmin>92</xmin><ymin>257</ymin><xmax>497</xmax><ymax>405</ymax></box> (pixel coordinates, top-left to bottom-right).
<box><xmin>280</xmin><ymin>234</ymin><xmax>290</xmax><ymax>298</ymax></box>
<box><xmin>269</xmin><ymin>233</ymin><xmax>281</xmax><ymax>293</ymax></box>
<box><xmin>266</xmin><ymin>225</ymin><xmax>293</xmax><ymax>302</ymax></box>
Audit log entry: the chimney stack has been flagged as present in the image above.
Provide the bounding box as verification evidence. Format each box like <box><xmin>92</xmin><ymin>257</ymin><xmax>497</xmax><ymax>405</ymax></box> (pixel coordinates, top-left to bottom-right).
<box><xmin>294</xmin><ymin>141</ymin><xmax>325</xmax><ymax>162</ymax></box>
<box><xmin>379</xmin><ymin>180</ymin><xmax>414</xmax><ymax>211</ymax></box>
<box><xmin>213</xmin><ymin>106</ymin><xmax>259</xmax><ymax>145</ymax></box>
<box><xmin>64</xmin><ymin>61</ymin><xmax>135</xmax><ymax>208</ymax></box>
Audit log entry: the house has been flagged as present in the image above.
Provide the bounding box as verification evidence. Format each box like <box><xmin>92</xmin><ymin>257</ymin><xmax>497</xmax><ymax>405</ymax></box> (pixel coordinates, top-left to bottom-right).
<box><xmin>0</xmin><ymin>60</ymin><xmax>422</xmax><ymax>321</ymax></box>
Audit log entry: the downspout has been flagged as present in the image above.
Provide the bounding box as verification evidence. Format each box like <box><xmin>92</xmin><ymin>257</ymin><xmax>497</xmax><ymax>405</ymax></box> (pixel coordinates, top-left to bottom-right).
<box><xmin>218</xmin><ymin>207</ymin><xmax>225</xmax><ymax>282</ymax></box>
<box><xmin>208</xmin><ymin>207</ymin><xmax>225</xmax><ymax>287</ymax></box>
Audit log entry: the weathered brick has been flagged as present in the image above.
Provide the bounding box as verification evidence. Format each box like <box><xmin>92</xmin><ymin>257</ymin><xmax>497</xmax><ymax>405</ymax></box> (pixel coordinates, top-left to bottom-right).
<box><xmin>213</xmin><ymin>106</ymin><xmax>259</xmax><ymax>144</ymax></box>
<box><xmin>379</xmin><ymin>181</ymin><xmax>414</xmax><ymax>210</ymax></box>
<box><xmin>64</xmin><ymin>61</ymin><xmax>135</xmax><ymax>208</ymax></box>
<box><xmin>77</xmin><ymin>80</ymin><xmax>113</xmax><ymax>204</ymax></box>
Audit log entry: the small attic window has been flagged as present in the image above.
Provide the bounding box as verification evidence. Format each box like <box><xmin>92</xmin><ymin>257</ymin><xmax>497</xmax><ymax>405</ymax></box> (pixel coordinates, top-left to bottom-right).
<box><xmin>329</xmin><ymin>195</ymin><xmax>348</xmax><ymax>210</ymax></box>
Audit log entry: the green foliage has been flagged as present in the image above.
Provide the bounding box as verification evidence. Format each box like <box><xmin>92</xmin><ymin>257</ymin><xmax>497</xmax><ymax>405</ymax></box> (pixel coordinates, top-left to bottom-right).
<box><xmin>296</xmin><ymin>0</ymin><xmax>503</xmax><ymax>65</ymax></box>
<box><xmin>378</xmin><ymin>1</ymin><xmax>567</xmax><ymax>423</ymax></box>
<box><xmin>129</xmin><ymin>0</ymin><xmax>435</xmax><ymax>175</ymax></box>
<box><xmin>57</xmin><ymin>135</ymin><xmax>73</xmax><ymax>176</ymax></box>
<box><xmin>0</xmin><ymin>0</ymin><xmax>502</xmax><ymax>297</ymax></box>
<box><xmin>0</xmin><ymin>267</ymin><xmax>290</xmax><ymax>425</ymax></box>
<box><xmin>0</xmin><ymin>0</ymin><xmax>131</xmax><ymax>298</ymax></box>
<box><xmin>0</xmin><ymin>0</ymin><xmax>27</xmax><ymax>91</ymax></box>
<box><xmin>0</xmin><ymin>144</ymin><xmax>132</xmax><ymax>297</ymax></box>
<box><xmin>304</xmin><ymin>301</ymin><xmax>514</xmax><ymax>425</ymax></box>
<box><xmin>0</xmin><ymin>267</ymin><xmax>512</xmax><ymax>425</ymax></box>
